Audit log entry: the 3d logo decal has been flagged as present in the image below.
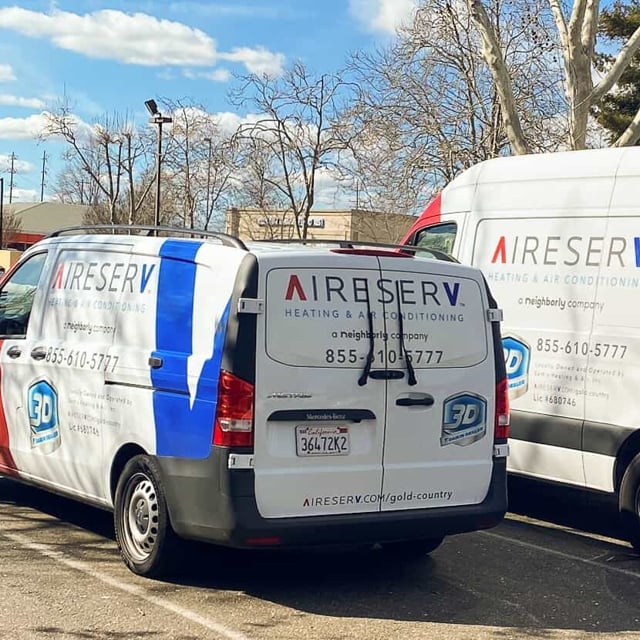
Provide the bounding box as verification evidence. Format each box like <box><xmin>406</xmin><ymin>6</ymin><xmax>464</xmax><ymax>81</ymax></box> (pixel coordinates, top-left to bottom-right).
<box><xmin>28</xmin><ymin>380</ymin><xmax>61</xmax><ymax>453</ymax></box>
<box><xmin>503</xmin><ymin>335</ymin><xmax>530</xmax><ymax>399</ymax></box>
<box><xmin>441</xmin><ymin>393</ymin><xmax>487</xmax><ymax>446</ymax></box>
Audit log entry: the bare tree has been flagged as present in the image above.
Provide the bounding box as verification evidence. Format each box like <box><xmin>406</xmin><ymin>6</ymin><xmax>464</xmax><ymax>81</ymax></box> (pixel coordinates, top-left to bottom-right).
<box><xmin>42</xmin><ymin>100</ymin><xmax>155</xmax><ymax>223</ymax></box>
<box><xmin>1</xmin><ymin>211</ymin><xmax>23</xmax><ymax>248</ymax></box>
<box><xmin>157</xmin><ymin>99</ymin><xmax>238</xmax><ymax>230</ymax></box>
<box><xmin>343</xmin><ymin>0</ymin><xmax>564</xmax><ymax>213</ymax></box>
<box><xmin>230</xmin><ymin>62</ymin><xmax>355</xmax><ymax>239</ymax></box>
<box><xmin>468</xmin><ymin>0</ymin><xmax>640</xmax><ymax>149</ymax></box>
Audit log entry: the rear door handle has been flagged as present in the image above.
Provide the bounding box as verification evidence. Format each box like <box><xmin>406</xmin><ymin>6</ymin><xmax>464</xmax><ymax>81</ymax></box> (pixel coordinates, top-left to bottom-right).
<box><xmin>396</xmin><ymin>395</ymin><xmax>435</xmax><ymax>407</ymax></box>
<box><xmin>7</xmin><ymin>345</ymin><xmax>22</xmax><ymax>359</ymax></box>
<box><xmin>30</xmin><ymin>346</ymin><xmax>47</xmax><ymax>361</ymax></box>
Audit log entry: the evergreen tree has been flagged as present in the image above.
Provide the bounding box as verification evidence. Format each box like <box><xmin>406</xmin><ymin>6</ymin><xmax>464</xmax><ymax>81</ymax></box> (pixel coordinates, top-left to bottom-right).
<box><xmin>593</xmin><ymin>1</ymin><xmax>640</xmax><ymax>144</ymax></box>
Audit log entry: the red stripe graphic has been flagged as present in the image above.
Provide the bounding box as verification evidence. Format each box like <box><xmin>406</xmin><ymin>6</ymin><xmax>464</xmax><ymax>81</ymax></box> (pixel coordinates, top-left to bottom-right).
<box><xmin>0</xmin><ymin>340</ymin><xmax>18</xmax><ymax>476</ymax></box>
<box><xmin>400</xmin><ymin>192</ymin><xmax>443</xmax><ymax>245</ymax></box>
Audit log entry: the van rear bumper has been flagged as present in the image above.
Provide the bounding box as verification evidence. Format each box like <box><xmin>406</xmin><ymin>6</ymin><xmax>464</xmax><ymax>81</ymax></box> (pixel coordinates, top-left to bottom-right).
<box><xmin>158</xmin><ymin>450</ymin><xmax>507</xmax><ymax>548</ymax></box>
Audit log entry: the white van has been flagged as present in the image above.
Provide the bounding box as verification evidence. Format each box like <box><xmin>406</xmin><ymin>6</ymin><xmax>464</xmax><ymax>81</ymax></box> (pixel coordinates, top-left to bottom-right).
<box><xmin>0</xmin><ymin>227</ymin><xmax>509</xmax><ymax>577</ymax></box>
<box><xmin>401</xmin><ymin>146</ymin><xmax>640</xmax><ymax>551</ymax></box>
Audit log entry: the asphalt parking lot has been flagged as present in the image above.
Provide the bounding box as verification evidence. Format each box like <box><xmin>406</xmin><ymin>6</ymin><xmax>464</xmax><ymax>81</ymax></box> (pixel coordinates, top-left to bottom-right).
<box><xmin>1</xmin><ymin>476</ymin><xmax>639</xmax><ymax>640</ymax></box>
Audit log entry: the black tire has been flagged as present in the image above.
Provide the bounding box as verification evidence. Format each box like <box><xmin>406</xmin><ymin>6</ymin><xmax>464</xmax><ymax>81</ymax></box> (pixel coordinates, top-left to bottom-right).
<box><xmin>114</xmin><ymin>454</ymin><xmax>180</xmax><ymax>578</ymax></box>
<box><xmin>619</xmin><ymin>454</ymin><xmax>640</xmax><ymax>553</ymax></box>
<box><xmin>379</xmin><ymin>537</ymin><xmax>444</xmax><ymax>559</ymax></box>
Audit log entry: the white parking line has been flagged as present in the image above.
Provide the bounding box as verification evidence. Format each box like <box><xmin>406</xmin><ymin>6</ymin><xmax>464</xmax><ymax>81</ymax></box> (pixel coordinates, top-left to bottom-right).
<box><xmin>480</xmin><ymin>530</ymin><xmax>640</xmax><ymax>579</ymax></box>
<box><xmin>1</xmin><ymin>529</ymin><xmax>255</xmax><ymax>640</ymax></box>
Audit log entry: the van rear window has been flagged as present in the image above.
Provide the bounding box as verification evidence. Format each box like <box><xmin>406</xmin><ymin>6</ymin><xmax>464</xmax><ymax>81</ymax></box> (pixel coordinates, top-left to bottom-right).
<box><xmin>264</xmin><ymin>267</ymin><xmax>488</xmax><ymax>369</ymax></box>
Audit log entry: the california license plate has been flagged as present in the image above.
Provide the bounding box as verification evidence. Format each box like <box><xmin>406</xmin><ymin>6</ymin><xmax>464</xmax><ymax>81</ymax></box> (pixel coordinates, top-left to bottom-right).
<box><xmin>295</xmin><ymin>425</ymin><xmax>350</xmax><ymax>457</ymax></box>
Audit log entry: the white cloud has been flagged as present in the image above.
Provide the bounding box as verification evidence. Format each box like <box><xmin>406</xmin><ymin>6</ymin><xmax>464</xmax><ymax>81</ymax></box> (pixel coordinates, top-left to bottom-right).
<box><xmin>220</xmin><ymin>47</ymin><xmax>285</xmax><ymax>76</ymax></box>
<box><xmin>0</xmin><ymin>111</ymin><xmax>92</xmax><ymax>141</ymax></box>
<box><xmin>0</xmin><ymin>63</ymin><xmax>15</xmax><ymax>82</ymax></box>
<box><xmin>212</xmin><ymin>111</ymin><xmax>262</xmax><ymax>136</ymax></box>
<box><xmin>0</xmin><ymin>7</ymin><xmax>216</xmax><ymax>66</ymax></box>
<box><xmin>183</xmin><ymin>68</ymin><xmax>231</xmax><ymax>82</ymax></box>
<box><xmin>0</xmin><ymin>113</ymin><xmax>51</xmax><ymax>139</ymax></box>
<box><xmin>0</xmin><ymin>94</ymin><xmax>46</xmax><ymax>109</ymax></box>
<box><xmin>348</xmin><ymin>0</ymin><xmax>417</xmax><ymax>34</ymax></box>
<box><xmin>0</xmin><ymin>154</ymin><xmax>34</xmax><ymax>173</ymax></box>
<box><xmin>5</xmin><ymin>188</ymin><xmax>38</xmax><ymax>202</ymax></box>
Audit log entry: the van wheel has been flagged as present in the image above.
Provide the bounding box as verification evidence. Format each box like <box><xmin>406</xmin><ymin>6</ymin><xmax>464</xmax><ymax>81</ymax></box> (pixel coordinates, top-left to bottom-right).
<box><xmin>620</xmin><ymin>454</ymin><xmax>640</xmax><ymax>553</ymax></box>
<box><xmin>114</xmin><ymin>455</ymin><xmax>179</xmax><ymax>578</ymax></box>
<box><xmin>379</xmin><ymin>537</ymin><xmax>444</xmax><ymax>559</ymax></box>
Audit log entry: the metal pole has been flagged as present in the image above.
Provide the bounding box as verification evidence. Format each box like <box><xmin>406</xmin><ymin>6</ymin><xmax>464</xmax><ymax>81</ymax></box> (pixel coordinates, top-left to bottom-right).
<box><xmin>154</xmin><ymin>120</ymin><xmax>162</xmax><ymax>233</ymax></box>
<box><xmin>40</xmin><ymin>151</ymin><xmax>47</xmax><ymax>202</ymax></box>
<box><xmin>205</xmin><ymin>137</ymin><xmax>212</xmax><ymax>230</ymax></box>
<box><xmin>8</xmin><ymin>153</ymin><xmax>15</xmax><ymax>204</ymax></box>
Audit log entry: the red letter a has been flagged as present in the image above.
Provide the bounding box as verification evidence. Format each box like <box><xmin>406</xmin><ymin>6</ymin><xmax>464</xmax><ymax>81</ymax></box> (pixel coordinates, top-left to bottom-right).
<box><xmin>285</xmin><ymin>274</ymin><xmax>306</xmax><ymax>300</ymax></box>
<box><xmin>51</xmin><ymin>263</ymin><xmax>65</xmax><ymax>289</ymax></box>
<box><xmin>491</xmin><ymin>237</ymin><xmax>507</xmax><ymax>263</ymax></box>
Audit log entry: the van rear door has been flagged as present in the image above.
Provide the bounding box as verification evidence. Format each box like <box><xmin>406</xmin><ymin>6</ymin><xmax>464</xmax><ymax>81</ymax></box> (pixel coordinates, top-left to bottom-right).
<box><xmin>253</xmin><ymin>253</ymin><xmax>388</xmax><ymax>518</ymax></box>
<box><xmin>252</xmin><ymin>251</ymin><xmax>496</xmax><ymax>518</ymax></box>
<box><xmin>375</xmin><ymin>257</ymin><xmax>495</xmax><ymax>510</ymax></box>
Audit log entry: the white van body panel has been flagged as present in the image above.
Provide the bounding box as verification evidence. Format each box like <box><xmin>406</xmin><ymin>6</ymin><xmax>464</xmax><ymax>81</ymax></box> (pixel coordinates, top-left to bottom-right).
<box><xmin>508</xmin><ymin>441</ymin><xmax>586</xmax><ymax>487</ymax></box>
<box><xmin>408</xmin><ymin>147</ymin><xmax>640</xmax><ymax>495</ymax></box>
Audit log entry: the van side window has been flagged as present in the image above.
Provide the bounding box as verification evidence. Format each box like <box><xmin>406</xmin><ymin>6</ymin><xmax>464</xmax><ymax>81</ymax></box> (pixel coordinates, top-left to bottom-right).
<box><xmin>414</xmin><ymin>222</ymin><xmax>457</xmax><ymax>255</ymax></box>
<box><xmin>0</xmin><ymin>252</ymin><xmax>47</xmax><ymax>337</ymax></box>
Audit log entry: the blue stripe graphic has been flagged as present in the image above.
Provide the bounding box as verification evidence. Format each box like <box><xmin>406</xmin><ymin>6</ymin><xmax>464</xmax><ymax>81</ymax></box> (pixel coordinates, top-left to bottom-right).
<box><xmin>151</xmin><ymin>240</ymin><xmax>231</xmax><ymax>458</ymax></box>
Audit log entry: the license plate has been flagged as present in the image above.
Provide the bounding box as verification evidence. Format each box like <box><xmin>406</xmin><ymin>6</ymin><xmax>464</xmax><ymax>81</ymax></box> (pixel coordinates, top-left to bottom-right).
<box><xmin>295</xmin><ymin>425</ymin><xmax>350</xmax><ymax>457</ymax></box>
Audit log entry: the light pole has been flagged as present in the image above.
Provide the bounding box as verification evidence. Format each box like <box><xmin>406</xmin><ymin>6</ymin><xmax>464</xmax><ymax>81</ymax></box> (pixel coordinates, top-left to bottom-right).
<box><xmin>144</xmin><ymin>99</ymin><xmax>172</xmax><ymax>233</ymax></box>
<box><xmin>204</xmin><ymin>137</ymin><xmax>212</xmax><ymax>230</ymax></box>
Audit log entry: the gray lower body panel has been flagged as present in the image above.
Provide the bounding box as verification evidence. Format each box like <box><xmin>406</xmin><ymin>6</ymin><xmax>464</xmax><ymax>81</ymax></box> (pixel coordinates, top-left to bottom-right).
<box><xmin>157</xmin><ymin>448</ymin><xmax>507</xmax><ymax>548</ymax></box>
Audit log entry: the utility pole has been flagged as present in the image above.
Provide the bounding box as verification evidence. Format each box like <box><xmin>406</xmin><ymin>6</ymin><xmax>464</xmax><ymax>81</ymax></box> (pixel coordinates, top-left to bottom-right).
<box><xmin>8</xmin><ymin>152</ymin><xmax>16</xmax><ymax>204</ymax></box>
<box><xmin>204</xmin><ymin>137</ymin><xmax>212</xmax><ymax>230</ymax></box>
<box><xmin>40</xmin><ymin>150</ymin><xmax>47</xmax><ymax>202</ymax></box>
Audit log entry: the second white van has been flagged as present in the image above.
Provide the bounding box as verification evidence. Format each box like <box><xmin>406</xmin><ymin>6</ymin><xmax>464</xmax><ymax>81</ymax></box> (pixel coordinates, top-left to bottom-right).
<box><xmin>401</xmin><ymin>146</ymin><xmax>640</xmax><ymax>552</ymax></box>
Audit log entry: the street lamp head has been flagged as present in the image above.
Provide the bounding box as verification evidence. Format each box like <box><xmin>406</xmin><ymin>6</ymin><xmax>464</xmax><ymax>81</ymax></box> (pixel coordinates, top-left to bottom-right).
<box><xmin>144</xmin><ymin>99</ymin><xmax>159</xmax><ymax>116</ymax></box>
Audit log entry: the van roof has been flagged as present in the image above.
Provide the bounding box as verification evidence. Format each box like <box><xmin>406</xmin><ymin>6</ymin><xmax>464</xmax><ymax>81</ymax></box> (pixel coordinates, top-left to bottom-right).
<box><xmin>449</xmin><ymin>146</ymin><xmax>640</xmax><ymax>189</ymax></box>
<box><xmin>40</xmin><ymin>226</ymin><xmax>455</xmax><ymax>262</ymax></box>
<box><xmin>441</xmin><ymin>147</ymin><xmax>640</xmax><ymax>217</ymax></box>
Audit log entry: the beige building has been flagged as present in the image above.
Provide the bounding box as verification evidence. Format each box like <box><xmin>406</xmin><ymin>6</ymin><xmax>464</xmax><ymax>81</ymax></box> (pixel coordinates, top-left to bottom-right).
<box><xmin>2</xmin><ymin>202</ymin><xmax>89</xmax><ymax>249</ymax></box>
<box><xmin>225</xmin><ymin>208</ymin><xmax>416</xmax><ymax>245</ymax></box>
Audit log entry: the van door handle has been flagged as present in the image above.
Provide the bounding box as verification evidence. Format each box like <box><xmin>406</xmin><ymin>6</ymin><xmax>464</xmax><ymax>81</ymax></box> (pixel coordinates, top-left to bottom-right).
<box><xmin>396</xmin><ymin>395</ymin><xmax>435</xmax><ymax>407</ymax></box>
<box><xmin>30</xmin><ymin>347</ymin><xmax>47</xmax><ymax>360</ymax></box>
<box><xmin>7</xmin><ymin>345</ymin><xmax>22</xmax><ymax>359</ymax></box>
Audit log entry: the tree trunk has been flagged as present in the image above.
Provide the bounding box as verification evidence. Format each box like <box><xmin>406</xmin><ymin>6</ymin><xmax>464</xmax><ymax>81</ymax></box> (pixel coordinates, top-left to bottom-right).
<box><xmin>466</xmin><ymin>0</ymin><xmax>531</xmax><ymax>154</ymax></box>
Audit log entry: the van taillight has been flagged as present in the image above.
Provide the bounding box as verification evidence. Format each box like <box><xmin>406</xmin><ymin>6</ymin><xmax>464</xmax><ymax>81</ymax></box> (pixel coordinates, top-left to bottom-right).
<box><xmin>495</xmin><ymin>377</ymin><xmax>510</xmax><ymax>441</ymax></box>
<box><xmin>213</xmin><ymin>371</ymin><xmax>254</xmax><ymax>447</ymax></box>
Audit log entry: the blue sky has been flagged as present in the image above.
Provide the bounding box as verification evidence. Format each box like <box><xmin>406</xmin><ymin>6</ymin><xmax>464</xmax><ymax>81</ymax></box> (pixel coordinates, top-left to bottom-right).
<box><xmin>0</xmin><ymin>0</ymin><xmax>415</xmax><ymax>202</ymax></box>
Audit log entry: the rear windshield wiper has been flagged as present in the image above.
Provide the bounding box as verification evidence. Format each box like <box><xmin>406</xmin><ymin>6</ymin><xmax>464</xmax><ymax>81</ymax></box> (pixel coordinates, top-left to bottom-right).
<box><xmin>395</xmin><ymin>282</ymin><xmax>417</xmax><ymax>386</ymax></box>
<box><xmin>358</xmin><ymin>295</ymin><xmax>375</xmax><ymax>387</ymax></box>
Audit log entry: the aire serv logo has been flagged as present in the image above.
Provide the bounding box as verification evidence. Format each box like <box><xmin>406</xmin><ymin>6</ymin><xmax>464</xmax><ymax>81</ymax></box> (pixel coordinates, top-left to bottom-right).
<box><xmin>51</xmin><ymin>260</ymin><xmax>157</xmax><ymax>294</ymax></box>
<box><xmin>283</xmin><ymin>273</ymin><xmax>462</xmax><ymax>306</ymax></box>
<box><xmin>490</xmin><ymin>235</ymin><xmax>640</xmax><ymax>268</ymax></box>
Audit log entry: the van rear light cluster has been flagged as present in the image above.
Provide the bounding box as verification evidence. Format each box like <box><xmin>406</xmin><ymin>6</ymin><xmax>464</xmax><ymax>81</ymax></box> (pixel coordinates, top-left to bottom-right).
<box><xmin>213</xmin><ymin>370</ymin><xmax>254</xmax><ymax>447</ymax></box>
<box><xmin>494</xmin><ymin>377</ymin><xmax>510</xmax><ymax>441</ymax></box>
